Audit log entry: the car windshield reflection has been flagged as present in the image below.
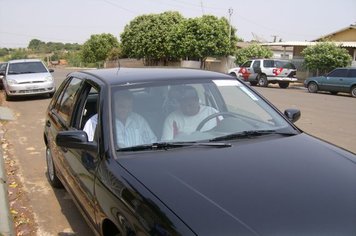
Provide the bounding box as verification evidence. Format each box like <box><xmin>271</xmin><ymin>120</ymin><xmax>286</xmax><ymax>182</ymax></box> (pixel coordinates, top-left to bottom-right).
<box><xmin>112</xmin><ymin>79</ymin><xmax>295</xmax><ymax>151</ymax></box>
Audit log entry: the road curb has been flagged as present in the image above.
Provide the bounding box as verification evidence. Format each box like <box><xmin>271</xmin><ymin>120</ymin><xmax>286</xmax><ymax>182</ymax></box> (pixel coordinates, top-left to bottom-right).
<box><xmin>0</xmin><ymin>145</ymin><xmax>15</xmax><ymax>236</ymax></box>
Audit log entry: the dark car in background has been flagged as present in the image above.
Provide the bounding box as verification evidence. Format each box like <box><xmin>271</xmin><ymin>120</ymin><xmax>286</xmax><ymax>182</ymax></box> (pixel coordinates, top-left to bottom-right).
<box><xmin>304</xmin><ymin>67</ymin><xmax>356</xmax><ymax>97</ymax></box>
<box><xmin>43</xmin><ymin>67</ymin><xmax>356</xmax><ymax>236</ymax></box>
<box><xmin>0</xmin><ymin>62</ymin><xmax>7</xmax><ymax>87</ymax></box>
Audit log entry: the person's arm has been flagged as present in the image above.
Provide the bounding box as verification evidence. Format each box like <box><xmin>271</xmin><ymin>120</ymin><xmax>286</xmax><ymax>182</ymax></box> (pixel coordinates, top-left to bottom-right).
<box><xmin>140</xmin><ymin>118</ymin><xmax>157</xmax><ymax>143</ymax></box>
<box><xmin>161</xmin><ymin>115</ymin><xmax>175</xmax><ymax>141</ymax></box>
<box><xmin>83</xmin><ymin>114</ymin><xmax>97</xmax><ymax>142</ymax></box>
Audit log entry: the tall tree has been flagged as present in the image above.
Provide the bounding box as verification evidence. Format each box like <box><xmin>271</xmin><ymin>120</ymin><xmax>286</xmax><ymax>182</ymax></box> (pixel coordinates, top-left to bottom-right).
<box><xmin>234</xmin><ymin>44</ymin><xmax>273</xmax><ymax>65</ymax></box>
<box><xmin>81</xmin><ymin>33</ymin><xmax>119</xmax><ymax>63</ymax></box>
<box><xmin>177</xmin><ymin>15</ymin><xmax>238</xmax><ymax>68</ymax></box>
<box><xmin>28</xmin><ymin>39</ymin><xmax>45</xmax><ymax>51</ymax></box>
<box><xmin>302</xmin><ymin>42</ymin><xmax>352</xmax><ymax>74</ymax></box>
<box><xmin>121</xmin><ymin>11</ymin><xmax>184</xmax><ymax>65</ymax></box>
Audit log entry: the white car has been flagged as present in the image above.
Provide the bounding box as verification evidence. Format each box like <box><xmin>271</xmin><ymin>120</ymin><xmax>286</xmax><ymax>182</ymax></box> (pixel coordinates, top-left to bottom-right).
<box><xmin>228</xmin><ymin>59</ymin><xmax>298</xmax><ymax>88</ymax></box>
<box><xmin>0</xmin><ymin>59</ymin><xmax>55</xmax><ymax>100</ymax></box>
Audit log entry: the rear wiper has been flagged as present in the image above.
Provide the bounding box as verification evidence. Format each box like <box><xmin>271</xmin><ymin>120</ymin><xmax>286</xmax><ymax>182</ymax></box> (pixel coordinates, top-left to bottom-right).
<box><xmin>210</xmin><ymin>130</ymin><xmax>297</xmax><ymax>142</ymax></box>
<box><xmin>118</xmin><ymin>141</ymin><xmax>231</xmax><ymax>152</ymax></box>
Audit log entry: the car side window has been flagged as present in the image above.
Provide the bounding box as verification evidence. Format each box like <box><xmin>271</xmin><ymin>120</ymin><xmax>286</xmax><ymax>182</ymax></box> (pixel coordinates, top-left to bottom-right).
<box><xmin>328</xmin><ymin>69</ymin><xmax>348</xmax><ymax>77</ymax></box>
<box><xmin>241</xmin><ymin>61</ymin><xmax>252</xmax><ymax>67</ymax></box>
<box><xmin>263</xmin><ymin>60</ymin><xmax>274</xmax><ymax>68</ymax></box>
<box><xmin>56</xmin><ymin>78</ymin><xmax>83</xmax><ymax>125</ymax></box>
<box><xmin>348</xmin><ymin>69</ymin><xmax>356</xmax><ymax>78</ymax></box>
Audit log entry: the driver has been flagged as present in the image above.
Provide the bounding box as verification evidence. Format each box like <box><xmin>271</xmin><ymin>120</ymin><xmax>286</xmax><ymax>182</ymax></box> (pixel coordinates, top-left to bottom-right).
<box><xmin>161</xmin><ymin>86</ymin><xmax>219</xmax><ymax>140</ymax></box>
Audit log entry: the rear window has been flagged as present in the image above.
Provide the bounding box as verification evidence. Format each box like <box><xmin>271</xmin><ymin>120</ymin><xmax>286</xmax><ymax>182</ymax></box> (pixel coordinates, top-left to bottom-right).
<box><xmin>348</xmin><ymin>69</ymin><xmax>356</xmax><ymax>78</ymax></box>
<box><xmin>328</xmin><ymin>69</ymin><xmax>348</xmax><ymax>77</ymax></box>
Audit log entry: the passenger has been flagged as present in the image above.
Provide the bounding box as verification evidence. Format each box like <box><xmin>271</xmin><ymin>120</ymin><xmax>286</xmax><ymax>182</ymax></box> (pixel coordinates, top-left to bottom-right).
<box><xmin>84</xmin><ymin>90</ymin><xmax>157</xmax><ymax>147</ymax></box>
<box><xmin>161</xmin><ymin>86</ymin><xmax>219</xmax><ymax>140</ymax></box>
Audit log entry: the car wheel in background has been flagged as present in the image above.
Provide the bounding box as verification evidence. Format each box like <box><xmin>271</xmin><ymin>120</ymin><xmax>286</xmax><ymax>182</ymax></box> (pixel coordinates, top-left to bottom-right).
<box><xmin>307</xmin><ymin>82</ymin><xmax>318</xmax><ymax>93</ymax></box>
<box><xmin>5</xmin><ymin>91</ymin><xmax>12</xmax><ymax>101</ymax></box>
<box><xmin>351</xmin><ymin>86</ymin><xmax>356</xmax><ymax>97</ymax></box>
<box><xmin>278</xmin><ymin>82</ymin><xmax>289</xmax><ymax>89</ymax></box>
<box><xmin>258</xmin><ymin>75</ymin><xmax>268</xmax><ymax>87</ymax></box>
<box><xmin>229</xmin><ymin>72</ymin><xmax>237</xmax><ymax>77</ymax></box>
<box><xmin>46</xmin><ymin>146</ymin><xmax>63</xmax><ymax>188</ymax></box>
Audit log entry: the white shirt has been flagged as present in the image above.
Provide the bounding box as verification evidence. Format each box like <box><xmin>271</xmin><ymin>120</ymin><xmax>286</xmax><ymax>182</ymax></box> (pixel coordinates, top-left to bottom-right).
<box><xmin>115</xmin><ymin>112</ymin><xmax>157</xmax><ymax>148</ymax></box>
<box><xmin>83</xmin><ymin>114</ymin><xmax>98</xmax><ymax>142</ymax></box>
<box><xmin>162</xmin><ymin>105</ymin><xmax>219</xmax><ymax>140</ymax></box>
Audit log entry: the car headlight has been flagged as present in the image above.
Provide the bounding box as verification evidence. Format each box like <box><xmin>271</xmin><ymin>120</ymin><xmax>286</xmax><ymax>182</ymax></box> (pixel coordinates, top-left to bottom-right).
<box><xmin>45</xmin><ymin>76</ymin><xmax>54</xmax><ymax>82</ymax></box>
<box><xmin>7</xmin><ymin>79</ymin><xmax>18</xmax><ymax>84</ymax></box>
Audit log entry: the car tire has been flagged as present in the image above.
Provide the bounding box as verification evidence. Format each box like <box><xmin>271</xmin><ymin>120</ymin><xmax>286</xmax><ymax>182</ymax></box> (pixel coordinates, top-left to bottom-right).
<box><xmin>46</xmin><ymin>146</ymin><xmax>63</xmax><ymax>188</ymax></box>
<box><xmin>5</xmin><ymin>91</ymin><xmax>12</xmax><ymax>101</ymax></box>
<box><xmin>307</xmin><ymin>82</ymin><xmax>318</xmax><ymax>93</ymax></box>
<box><xmin>278</xmin><ymin>82</ymin><xmax>289</xmax><ymax>89</ymax></box>
<box><xmin>351</xmin><ymin>86</ymin><xmax>356</xmax><ymax>98</ymax></box>
<box><xmin>250</xmin><ymin>81</ymin><xmax>258</xmax><ymax>86</ymax></box>
<box><xmin>258</xmin><ymin>75</ymin><xmax>268</xmax><ymax>87</ymax></box>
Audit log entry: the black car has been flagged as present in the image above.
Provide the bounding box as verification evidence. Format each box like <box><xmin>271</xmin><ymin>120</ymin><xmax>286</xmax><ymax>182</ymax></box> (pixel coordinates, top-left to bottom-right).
<box><xmin>44</xmin><ymin>68</ymin><xmax>356</xmax><ymax>236</ymax></box>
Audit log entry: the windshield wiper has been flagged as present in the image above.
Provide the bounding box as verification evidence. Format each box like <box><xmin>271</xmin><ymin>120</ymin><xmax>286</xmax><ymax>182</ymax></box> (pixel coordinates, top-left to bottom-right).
<box><xmin>118</xmin><ymin>141</ymin><xmax>231</xmax><ymax>152</ymax></box>
<box><xmin>210</xmin><ymin>130</ymin><xmax>297</xmax><ymax>142</ymax></box>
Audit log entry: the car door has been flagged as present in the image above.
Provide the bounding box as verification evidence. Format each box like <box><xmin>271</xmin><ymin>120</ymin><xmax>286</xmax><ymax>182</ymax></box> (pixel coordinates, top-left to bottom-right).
<box><xmin>47</xmin><ymin>77</ymin><xmax>100</xmax><ymax>227</ymax></box>
<box><xmin>60</xmin><ymin>79</ymin><xmax>101</xmax><ymax>227</ymax></box>
<box><xmin>251</xmin><ymin>60</ymin><xmax>261</xmax><ymax>81</ymax></box>
<box><xmin>238</xmin><ymin>60</ymin><xmax>253</xmax><ymax>81</ymax></box>
<box><xmin>322</xmin><ymin>69</ymin><xmax>348</xmax><ymax>92</ymax></box>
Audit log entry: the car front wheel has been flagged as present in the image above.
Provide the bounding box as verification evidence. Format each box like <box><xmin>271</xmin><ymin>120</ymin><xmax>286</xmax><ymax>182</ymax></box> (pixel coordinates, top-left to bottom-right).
<box><xmin>307</xmin><ymin>82</ymin><xmax>318</xmax><ymax>93</ymax></box>
<box><xmin>46</xmin><ymin>146</ymin><xmax>63</xmax><ymax>188</ymax></box>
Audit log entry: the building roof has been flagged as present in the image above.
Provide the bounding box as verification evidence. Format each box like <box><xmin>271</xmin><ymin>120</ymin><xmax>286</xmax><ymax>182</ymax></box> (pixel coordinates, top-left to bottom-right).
<box><xmin>313</xmin><ymin>24</ymin><xmax>356</xmax><ymax>41</ymax></box>
<box><xmin>261</xmin><ymin>41</ymin><xmax>356</xmax><ymax>48</ymax></box>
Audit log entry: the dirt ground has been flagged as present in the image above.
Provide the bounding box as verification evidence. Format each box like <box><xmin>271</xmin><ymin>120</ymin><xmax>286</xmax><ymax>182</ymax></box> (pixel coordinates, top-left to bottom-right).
<box><xmin>1</xmin><ymin>92</ymin><xmax>37</xmax><ymax>235</ymax></box>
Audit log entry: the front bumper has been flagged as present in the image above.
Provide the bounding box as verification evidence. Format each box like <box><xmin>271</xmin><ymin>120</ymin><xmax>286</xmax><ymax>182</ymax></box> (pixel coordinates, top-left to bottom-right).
<box><xmin>5</xmin><ymin>81</ymin><xmax>55</xmax><ymax>96</ymax></box>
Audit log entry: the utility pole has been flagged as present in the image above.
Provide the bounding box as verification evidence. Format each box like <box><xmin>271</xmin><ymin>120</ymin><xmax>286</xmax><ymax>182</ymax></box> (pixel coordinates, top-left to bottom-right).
<box><xmin>200</xmin><ymin>0</ymin><xmax>205</xmax><ymax>15</ymax></box>
<box><xmin>228</xmin><ymin>7</ymin><xmax>233</xmax><ymax>46</ymax></box>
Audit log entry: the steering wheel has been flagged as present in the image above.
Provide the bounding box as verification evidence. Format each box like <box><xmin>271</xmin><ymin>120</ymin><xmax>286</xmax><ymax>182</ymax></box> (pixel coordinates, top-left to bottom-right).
<box><xmin>196</xmin><ymin>112</ymin><xmax>242</xmax><ymax>131</ymax></box>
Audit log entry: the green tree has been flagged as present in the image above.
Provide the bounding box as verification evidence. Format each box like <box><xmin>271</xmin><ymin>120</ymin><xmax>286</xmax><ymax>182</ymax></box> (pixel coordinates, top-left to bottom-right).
<box><xmin>107</xmin><ymin>46</ymin><xmax>122</xmax><ymax>60</ymax></box>
<box><xmin>81</xmin><ymin>33</ymin><xmax>119</xmax><ymax>63</ymax></box>
<box><xmin>178</xmin><ymin>15</ymin><xmax>238</xmax><ymax>68</ymax></box>
<box><xmin>28</xmin><ymin>39</ymin><xmax>46</xmax><ymax>51</ymax></box>
<box><xmin>234</xmin><ymin>44</ymin><xmax>273</xmax><ymax>65</ymax></box>
<box><xmin>121</xmin><ymin>11</ymin><xmax>184</xmax><ymax>65</ymax></box>
<box><xmin>301</xmin><ymin>42</ymin><xmax>352</xmax><ymax>74</ymax></box>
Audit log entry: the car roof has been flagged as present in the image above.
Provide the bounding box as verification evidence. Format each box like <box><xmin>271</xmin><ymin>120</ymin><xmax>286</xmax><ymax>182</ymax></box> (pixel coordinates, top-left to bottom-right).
<box><xmin>8</xmin><ymin>59</ymin><xmax>42</xmax><ymax>64</ymax></box>
<box><xmin>73</xmin><ymin>67</ymin><xmax>233</xmax><ymax>85</ymax></box>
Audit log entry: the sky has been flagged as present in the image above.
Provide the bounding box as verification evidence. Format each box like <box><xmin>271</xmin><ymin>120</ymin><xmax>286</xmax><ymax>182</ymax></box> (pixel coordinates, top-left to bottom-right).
<box><xmin>0</xmin><ymin>0</ymin><xmax>355</xmax><ymax>48</ymax></box>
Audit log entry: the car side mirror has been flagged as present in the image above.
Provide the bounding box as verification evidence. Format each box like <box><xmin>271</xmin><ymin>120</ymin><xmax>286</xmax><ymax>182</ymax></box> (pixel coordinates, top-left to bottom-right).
<box><xmin>49</xmin><ymin>69</ymin><xmax>54</xmax><ymax>73</ymax></box>
<box><xmin>284</xmin><ymin>109</ymin><xmax>301</xmax><ymax>123</ymax></box>
<box><xmin>56</xmin><ymin>130</ymin><xmax>97</xmax><ymax>152</ymax></box>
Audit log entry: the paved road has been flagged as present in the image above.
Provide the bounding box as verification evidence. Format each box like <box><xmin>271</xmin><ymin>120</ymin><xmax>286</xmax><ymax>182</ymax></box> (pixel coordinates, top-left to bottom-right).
<box><xmin>255</xmin><ymin>85</ymin><xmax>356</xmax><ymax>153</ymax></box>
<box><xmin>1</xmin><ymin>69</ymin><xmax>355</xmax><ymax>235</ymax></box>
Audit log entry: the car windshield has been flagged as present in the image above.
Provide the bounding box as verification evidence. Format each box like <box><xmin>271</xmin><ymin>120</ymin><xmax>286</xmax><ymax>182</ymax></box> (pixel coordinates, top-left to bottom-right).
<box><xmin>111</xmin><ymin>79</ymin><xmax>296</xmax><ymax>151</ymax></box>
<box><xmin>8</xmin><ymin>61</ymin><xmax>48</xmax><ymax>75</ymax></box>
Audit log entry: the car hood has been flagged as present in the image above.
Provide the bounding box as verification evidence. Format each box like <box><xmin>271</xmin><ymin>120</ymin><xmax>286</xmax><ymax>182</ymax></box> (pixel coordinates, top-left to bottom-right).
<box><xmin>6</xmin><ymin>72</ymin><xmax>52</xmax><ymax>83</ymax></box>
<box><xmin>120</xmin><ymin>134</ymin><xmax>356</xmax><ymax>235</ymax></box>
